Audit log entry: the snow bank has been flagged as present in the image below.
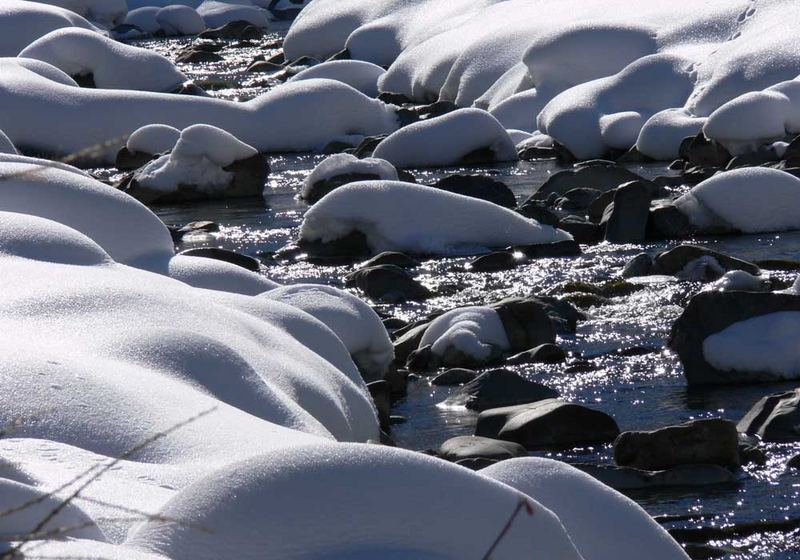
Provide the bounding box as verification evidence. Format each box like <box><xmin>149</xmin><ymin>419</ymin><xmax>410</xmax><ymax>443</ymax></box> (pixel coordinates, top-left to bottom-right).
<box><xmin>300</xmin><ymin>180</ymin><xmax>571</xmax><ymax>255</ymax></box>
<box><xmin>196</xmin><ymin>0</ymin><xmax>270</xmax><ymax>29</ymax></box>
<box><xmin>419</xmin><ymin>306</ymin><xmax>510</xmax><ymax>363</ymax></box>
<box><xmin>127</xmin><ymin>124</ymin><xmax>181</xmax><ymax>155</ymax></box>
<box><xmin>168</xmin><ymin>254</ymin><xmax>277</xmax><ymax>295</ymax></box>
<box><xmin>0</xmin><ymin>0</ymin><xmax>94</xmax><ymax>56</ymax></box>
<box><xmin>290</xmin><ymin>60</ymin><xmax>386</xmax><ymax>97</ymax></box>
<box><xmin>704</xmin><ymin>312</ymin><xmax>800</xmax><ymax>379</ymax></box>
<box><xmin>675</xmin><ymin>167</ymin><xmax>800</xmax><ymax>234</ymax></box>
<box><xmin>373</xmin><ymin>109</ymin><xmax>517</xmax><ymax>167</ymax></box>
<box><xmin>482</xmin><ymin>458</ymin><xmax>690</xmax><ymax>560</ymax></box>
<box><xmin>128</xmin><ymin>443</ymin><xmax>583</xmax><ymax>560</ymax></box>
<box><xmin>0</xmin><ymin>61</ymin><xmax>398</xmax><ymax>162</ymax></box>
<box><xmin>262</xmin><ymin>284</ymin><xmax>394</xmax><ymax>381</ymax></box>
<box><xmin>124</xmin><ymin>7</ymin><xmax>161</xmax><ymax>34</ymax></box>
<box><xmin>33</xmin><ymin>0</ymin><xmax>127</xmax><ymax>28</ymax></box>
<box><xmin>302</xmin><ymin>153</ymin><xmax>397</xmax><ymax>201</ymax></box>
<box><xmin>636</xmin><ymin>108</ymin><xmax>706</xmax><ymax>160</ymax></box>
<box><xmin>19</xmin><ymin>28</ymin><xmax>187</xmax><ymax>92</ymax></box>
<box><xmin>156</xmin><ymin>5</ymin><xmax>206</xmax><ymax>36</ymax></box>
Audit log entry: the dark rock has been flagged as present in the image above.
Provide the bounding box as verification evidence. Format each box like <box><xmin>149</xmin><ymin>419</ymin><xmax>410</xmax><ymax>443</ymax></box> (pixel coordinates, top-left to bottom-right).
<box><xmin>753</xmin><ymin>258</ymin><xmax>800</xmax><ymax>271</ymax></box>
<box><xmin>488</xmin><ymin>297</ymin><xmax>557</xmax><ymax>352</ymax></box>
<box><xmin>246</xmin><ymin>60</ymin><xmax>284</xmax><ymax>73</ymax></box>
<box><xmin>396</xmin><ymin>169</ymin><xmax>416</xmax><ymax>183</ymax></box>
<box><xmin>198</xmin><ymin>20</ymin><xmax>264</xmax><ymax>40</ymax></box>
<box><xmin>176</xmin><ymin>49</ymin><xmax>223</xmax><ymax>64</ymax></box>
<box><xmin>414</xmin><ymin>100</ymin><xmax>457</xmax><ymax>120</ymax></box>
<box><xmin>614</xmin><ymin>419</ymin><xmax>740</xmax><ymax>470</ymax></box>
<box><xmin>670</xmin><ymin>291</ymin><xmax>800</xmax><ymax>385</ymax></box>
<box><xmin>516</xmin><ymin>202</ymin><xmax>560</xmax><ymax>225</ymax></box>
<box><xmin>725</xmin><ymin>149</ymin><xmax>779</xmax><ymax>170</ymax></box>
<box><xmin>622</xmin><ymin>252</ymin><xmax>653</xmax><ymax>277</ymax></box>
<box><xmin>738</xmin><ymin>388</ymin><xmax>800</xmax><ymax>442</ymax></box>
<box><xmin>552</xmin><ymin>141</ymin><xmax>577</xmax><ymax>165</ymax></box>
<box><xmin>455</xmin><ymin>457</ymin><xmax>502</xmax><ymax>470</ymax></box>
<box><xmin>587</xmin><ymin>189</ymin><xmax>615</xmax><ymax>223</ymax></box>
<box><xmin>383</xmin><ymin>367</ymin><xmax>408</xmax><ymax>399</ymax></box>
<box><xmin>73</xmin><ymin>73</ymin><xmax>96</xmax><ymax>88</ymax></box>
<box><xmin>505</xmin><ymin>343</ymin><xmax>566</xmax><ymax>365</ymax></box>
<box><xmin>518</xmin><ymin>145</ymin><xmax>556</xmax><ymax>160</ymax></box>
<box><xmin>352</xmin><ymin>134</ymin><xmax>388</xmax><ymax>158</ymax></box>
<box><xmin>431</xmin><ymin>368</ymin><xmax>478</xmax><ymax>386</ymax></box>
<box><xmin>647</xmin><ymin>201</ymin><xmax>693</xmax><ymax>239</ymax></box>
<box><xmin>432</xmin><ymin>174</ymin><xmax>516</xmax><ymax>208</ymax></box>
<box><xmin>361</xmin><ymin>251</ymin><xmax>419</xmax><ymax>270</ymax></box>
<box><xmin>326</xmin><ymin>48</ymin><xmax>350</xmax><ymax>61</ymax></box>
<box><xmin>557</xmin><ymin>218</ymin><xmax>602</xmax><ymax>244</ymax></box>
<box><xmin>684</xmin><ymin>133</ymin><xmax>731</xmax><ymax>168</ymax></box>
<box><xmin>115</xmin><ymin>147</ymin><xmax>156</xmax><ymax>171</ymax></box>
<box><xmin>467</xmin><ymin>251</ymin><xmax>517</xmax><ymax>272</ymax></box>
<box><xmin>392</xmin><ymin>322</ymin><xmax>431</xmax><ymax>365</ymax></box>
<box><xmin>651</xmin><ymin>245</ymin><xmax>760</xmax><ymax>276</ymax></box>
<box><xmin>602</xmin><ymin>181</ymin><xmax>652</xmax><ymax>243</ymax></box>
<box><xmin>345</xmin><ymin>264</ymin><xmax>432</xmax><ymax>303</ymax></box>
<box><xmin>294</xmin><ymin>230</ymin><xmax>371</xmax><ymax>263</ymax></box>
<box><xmin>508</xmin><ymin>240</ymin><xmax>582</xmax><ymax>259</ymax></box>
<box><xmin>179</xmin><ymin>247</ymin><xmax>260</xmax><ymax>272</ymax></box>
<box><xmin>367</xmin><ymin>380</ymin><xmax>392</xmax><ymax>431</ymax></box>
<box><xmin>405</xmin><ymin>344</ymin><xmax>434</xmax><ymax>372</ymax></box>
<box><xmin>738</xmin><ymin>444</ymin><xmax>767</xmax><ymax>466</ymax></box>
<box><xmin>562</xmin><ymin>292</ymin><xmax>611</xmax><ymax>308</ymax></box>
<box><xmin>286</xmin><ymin>56</ymin><xmax>319</xmax><ymax>68</ymax></box>
<box><xmin>444</xmin><ymin>369</ymin><xmax>558</xmax><ymax>411</ymax></box>
<box><xmin>577</xmin><ymin>463</ymin><xmax>737</xmax><ymax>491</ymax></box>
<box><xmin>477</xmin><ymin>399</ymin><xmax>620</xmax><ymax>448</ymax></box>
<box><xmin>616</xmin><ymin>146</ymin><xmax>652</xmax><ymax>163</ymax></box>
<box><xmin>171</xmin><ymin>81</ymin><xmax>208</xmax><ymax>97</ymax></box>
<box><xmin>302</xmin><ymin>171</ymin><xmax>385</xmax><ymax>204</ymax></box>
<box><xmin>668</xmin><ymin>159</ymin><xmax>685</xmax><ymax>170</ymax></box>
<box><xmin>382</xmin><ymin>317</ymin><xmax>408</xmax><ymax>331</ymax></box>
<box><xmin>438</xmin><ymin>435</ymin><xmax>527</xmax><ymax>462</ymax></box>
<box><xmin>788</xmin><ymin>454</ymin><xmax>800</xmax><ymax>469</ymax></box>
<box><xmin>377</xmin><ymin>92</ymin><xmax>414</xmax><ymax>105</ymax></box>
<box><xmin>558</xmin><ymin>187</ymin><xmax>602</xmax><ymax>210</ymax></box>
<box><xmin>178</xmin><ymin>221</ymin><xmax>219</xmax><ymax>235</ymax></box>
<box><xmin>526</xmin><ymin>164</ymin><xmax>649</xmax><ymax>200</ymax></box>
<box><xmin>396</xmin><ymin>107</ymin><xmax>419</xmax><ymax>127</ymax></box>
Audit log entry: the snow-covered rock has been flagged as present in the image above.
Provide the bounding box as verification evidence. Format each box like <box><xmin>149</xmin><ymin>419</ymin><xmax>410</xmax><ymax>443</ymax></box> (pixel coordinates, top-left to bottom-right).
<box><xmin>373</xmin><ymin>108</ymin><xmax>517</xmax><ymax>167</ymax></box>
<box><xmin>168</xmin><ymin>254</ymin><xmax>278</xmax><ymax>295</ymax></box>
<box><xmin>124</xmin><ymin>7</ymin><xmax>161</xmax><ymax>34</ymax></box>
<box><xmin>290</xmin><ymin>60</ymin><xmax>386</xmax><ymax>97</ymax></box>
<box><xmin>300</xmin><ymin>180</ymin><xmax>571</xmax><ymax>256</ymax></box>
<box><xmin>0</xmin><ymin>61</ymin><xmax>398</xmax><ymax>163</ymax></box>
<box><xmin>301</xmin><ymin>153</ymin><xmax>398</xmax><ymax>203</ymax></box>
<box><xmin>675</xmin><ymin>167</ymin><xmax>800</xmax><ymax>234</ymax></box>
<box><xmin>127</xmin><ymin>124</ymin><xmax>181</xmax><ymax>156</ymax></box>
<box><xmin>708</xmin><ymin>270</ymin><xmax>765</xmax><ymax>292</ymax></box>
<box><xmin>0</xmin><ymin>0</ymin><xmax>94</xmax><ymax>56</ymax></box>
<box><xmin>419</xmin><ymin>306</ymin><xmax>510</xmax><ymax>366</ymax></box>
<box><xmin>33</xmin><ymin>0</ymin><xmax>128</xmax><ymax>28</ymax></box>
<box><xmin>262</xmin><ymin>284</ymin><xmax>394</xmax><ymax>381</ymax></box>
<box><xmin>196</xmin><ymin>0</ymin><xmax>270</xmax><ymax>29</ymax></box>
<box><xmin>19</xmin><ymin>28</ymin><xmax>187</xmax><ymax>92</ymax></box>
<box><xmin>156</xmin><ymin>5</ymin><xmax>206</xmax><ymax>36</ymax></box>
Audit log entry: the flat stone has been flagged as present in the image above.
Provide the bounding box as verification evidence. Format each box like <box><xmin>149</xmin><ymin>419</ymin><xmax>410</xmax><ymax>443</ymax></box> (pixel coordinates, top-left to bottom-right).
<box><xmin>438</xmin><ymin>435</ymin><xmax>527</xmax><ymax>461</ymax></box>
<box><xmin>443</xmin><ymin>369</ymin><xmax>558</xmax><ymax>411</ymax></box>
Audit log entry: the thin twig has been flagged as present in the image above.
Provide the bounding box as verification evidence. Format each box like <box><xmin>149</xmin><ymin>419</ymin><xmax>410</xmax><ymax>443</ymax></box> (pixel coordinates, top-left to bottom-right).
<box><xmin>481</xmin><ymin>496</ymin><xmax>535</xmax><ymax>560</ymax></box>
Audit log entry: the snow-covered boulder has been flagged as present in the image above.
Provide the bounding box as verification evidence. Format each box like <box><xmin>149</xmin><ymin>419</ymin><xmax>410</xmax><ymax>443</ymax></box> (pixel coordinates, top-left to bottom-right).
<box><xmin>262</xmin><ymin>284</ymin><xmax>394</xmax><ymax>381</ymax></box>
<box><xmin>124</xmin><ymin>124</ymin><xmax>266</xmax><ymax>204</ymax></box>
<box><xmin>290</xmin><ymin>60</ymin><xmax>386</xmax><ymax>97</ymax></box>
<box><xmin>156</xmin><ymin>5</ymin><xmax>207</xmax><ymax>36</ymax></box>
<box><xmin>373</xmin><ymin>109</ymin><xmax>517</xmax><ymax>168</ymax></box>
<box><xmin>674</xmin><ymin>167</ymin><xmax>800</xmax><ymax>234</ymax></box>
<box><xmin>196</xmin><ymin>0</ymin><xmax>270</xmax><ymax>29</ymax></box>
<box><xmin>117</xmin><ymin>123</ymin><xmax>181</xmax><ymax>169</ymax></box>
<box><xmin>300</xmin><ymin>180</ymin><xmax>571</xmax><ymax>256</ymax></box>
<box><xmin>482</xmin><ymin>458</ymin><xmax>691</xmax><ymax>560</ymax></box>
<box><xmin>418</xmin><ymin>306</ymin><xmax>510</xmax><ymax>368</ymax></box>
<box><xmin>168</xmin><ymin>254</ymin><xmax>278</xmax><ymax>295</ymax></box>
<box><xmin>0</xmin><ymin>0</ymin><xmax>94</xmax><ymax>56</ymax></box>
<box><xmin>0</xmin><ymin>61</ymin><xmax>399</xmax><ymax>163</ymax></box>
<box><xmin>33</xmin><ymin>0</ymin><xmax>128</xmax><ymax>28</ymax></box>
<box><xmin>301</xmin><ymin>153</ymin><xmax>398</xmax><ymax>203</ymax></box>
<box><xmin>19</xmin><ymin>28</ymin><xmax>187</xmax><ymax>92</ymax></box>
<box><xmin>636</xmin><ymin>108</ymin><xmax>707</xmax><ymax>161</ymax></box>
<box><xmin>124</xmin><ymin>7</ymin><xmax>161</xmax><ymax>34</ymax></box>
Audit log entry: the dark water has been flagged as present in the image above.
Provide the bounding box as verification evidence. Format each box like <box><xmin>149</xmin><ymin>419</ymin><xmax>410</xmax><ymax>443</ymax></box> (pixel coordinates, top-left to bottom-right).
<box><xmin>131</xmin><ymin>31</ymin><xmax>800</xmax><ymax>560</ymax></box>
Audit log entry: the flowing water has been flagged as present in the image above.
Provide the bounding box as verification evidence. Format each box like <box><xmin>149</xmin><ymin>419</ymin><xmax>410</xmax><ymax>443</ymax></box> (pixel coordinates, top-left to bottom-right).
<box><xmin>116</xmin><ymin>27</ymin><xmax>800</xmax><ymax>559</ymax></box>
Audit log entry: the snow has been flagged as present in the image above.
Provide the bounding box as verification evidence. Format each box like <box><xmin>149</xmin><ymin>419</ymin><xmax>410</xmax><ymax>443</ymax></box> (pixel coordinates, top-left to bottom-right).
<box><xmin>302</xmin><ymin>153</ymin><xmax>397</xmax><ymax>201</ymax></box>
<box><xmin>703</xmin><ymin>312</ymin><xmax>800</xmax><ymax>379</ymax></box>
<box><xmin>0</xmin><ymin>61</ymin><xmax>398</xmax><ymax>163</ymax></box>
<box><xmin>19</xmin><ymin>28</ymin><xmax>187</xmax><ymax>92</ymax></box>
<box><xmin>708</xmin><ymin>270</ymin><xmax>764</xmax><ymax>292</ymax></box>
<box><xmin>196</xmin><ymin>0</ymin><xmax>271</xmax><ymax>29</ymax></box>
<box><xmin>636</xmin><ymin>108</ymin><xmax>706</xmax><ymax>160</ymax></box>
<box><xmin>482</xmin><ymin>457</ymin><xmax>691</xmax><ymax>560</ymax></box>
<box><xmin>168</xmin><ymin>254</ymin><xmax>277</xmax><ymax>295</ymax></box>
<box><xmin>0</xmin><ymin>0</ymin><xmax>94</xmax><ymax>57</ymax></box>
<box><xmin>490</xmin><ymin>89</ymin><xmax>546</xmax><ymax>132</ymax></box>
<box><xmin>124</xmin><ymin>7</ymin><xmax>161</xmax><ymax>34</ymax></box>
<box><xmin>156</xmin><ymin>5</ymin><xmax>206</xmax><ymax>36</ymax></box>
<box><xmin>127</xmin><ymin>124</ymin><xmax>181</xmax><ymax>155</ymax></box>
<box><xmin>33</xmin><ymin>0</ymin><xmax>128</xmax><ymax>28</ymax></box>
<box><xmin>675</xmin><ymin>167</ymin><xmax>800</xmax><ymax>234</ymax></box>
<box><xmin>373</xmin><ymin>109</ymin><xmax>517</xmax><ymax>168</ymax></box>
<box><xmin>300</xmin><ymin>180</ymin><xmax>571</xmax><ymax>255</ymax></box>
<box><xmin>419</xmin><ymin>306</ymin><xmax>510</xmax><ymax>362</ymax></box>
<box><xmin>290</xmin><ymin>60</ymin><xmax>386</xmax><ymax>97</ymax></box>
<box><xmin>262</xmin><ymin>284</ymin><xmax>394</xmax><ymax>381</ymax></box>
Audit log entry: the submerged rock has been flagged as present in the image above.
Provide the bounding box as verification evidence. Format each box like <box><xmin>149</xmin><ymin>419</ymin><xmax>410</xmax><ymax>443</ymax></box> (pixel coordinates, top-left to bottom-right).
<box><xmin>651</xmin><ymin>245</ymin><xmax>760</xmax><ymax>277</ymax></box>
<box><xmin>738</xmin><ymin>388</ymin><xmax>800</xmax><ymax>442</ymax></box>
<box><xmin>505</xmin><ymin>344</ymin><xmax>567</xmax><ymax>365</ymax></box>
<box><xmin>345</xmin><ymin>264</ymin><xmax>432</xmax><ymax>303</ymax></box>
<box><xmin>179</xmin><ymin>247</ymin><xmax>260</xmax><ymax>272</ymax></box>
<box><xmin>578</xmin><ymin>463</ymin><xmax>737</xmax><ymax>491</ymax></box>
<box><xmin>443</xmin><ymin>369</ymin><xmax>558</xmax><ymax>411</ymax></box>
<box><xmin>527</xmin><ymin>164</ymin><xmax>648</xmax><ymax>200</ymax></box>
<box><xmin>431</xmin><ymin>368</ymin><xmax>478</xmax><ymax>386</ymax></box>
<box><xmin>438</xmin><ymin>435</ymin><xmax>527</xmax><ymax>462</ymax></box>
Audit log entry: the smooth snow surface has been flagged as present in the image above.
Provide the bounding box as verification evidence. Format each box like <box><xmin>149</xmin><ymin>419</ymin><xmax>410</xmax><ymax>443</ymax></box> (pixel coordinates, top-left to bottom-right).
<box><xmin>302</xmin><ymin>153</ymin><xmax>397</xmax><ymax>200</ymax></box>
<box><xmin>128</xmin><ymin>124</ymin><xmax>181</xmax><ymax>155</ymax></box>
<box><xmin>290</xmin><ymin>60</ymin><xmax>386</xmax><ymax>97</ymax></box>
<box><xmin>19</xmin><ymin>28</ymin><xmax>187</xmax><ymax>92</ymax></box>
<box><xmin>704</xmin><ymin>312</ymin><xmax>800</xmax><ymax>379</ymax></box>
<box><xmin>196</xmin><ymin>0</ymin><xmax>271</xmax><ymax>29</ymax></box>
<box><xmin>33</xmin><ymin>0</ymin><xmax>127</xmax><ymax>28</ymax></box>
<box><xmin>300</xmin><ymin>180</ymin><xmax>571</xmax><ymax>255</ymax></box>
<box><xmin>0</xmin><ymin>0</ymin><xmax>94</xmax><ymax>56</ymax></box>
<box><xmin>482</xmin><ymin>458</ymin><xmax>691</xmax><ymax>560</ymax></box>
<box><xmin>0</xmin><ymin>130</ymin><xmax>17</xmax><ymax>154</ymax></box>
<box><xmin>373</xmin><ymin>109</ymin><xmax>517</xmax><ymax>167</ymax></box>
<box><xmin>156</xmin><ymin>5</ymin><xmax>206</xmax><ymax>36</ymax></box>
<box><xmin>262</xmin><ymin>284</ymin><xmax>394</xmax><ymax>381</ymax></box>
<box><xmin>419</xmin><ymin>306</ymin><xmax>510</xmax><ymax>362</ymax></box>
<box><xmin>675</xmin><ymin>167</ymin><xmax>800</xmax><ymax>234</ymax></box>
<box><xmin>168</xmin><ymin>254</ymin><xmax>278</xmax><ymax>295</ymax></box>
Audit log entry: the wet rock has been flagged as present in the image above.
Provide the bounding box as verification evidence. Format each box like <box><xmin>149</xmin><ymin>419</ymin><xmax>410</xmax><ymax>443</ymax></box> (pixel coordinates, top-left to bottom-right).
<box><xmin>526</xmin><ymin>164</ymin><xmax>648</xmax><ymax>200</ymax></box>
<box><xmin>515</xmin><ymin>202</ymin><xmax>560</xmax><ymax>225</ymax></box>
<box><xmin>616</xmin><ymin>146</ymin><xmax>651</xmax><ymax>163</ymax></box>
<box><xmin>345</xmin><ymin>264</ymin><xmax>432</xmax><ymax>303</ymax></box>
<box><xmin>488</xmin><ymin>297</ymin><xmax>557</xmax><ymax>352</ymax></box>
<box><xmin>788</xmin><ymin>454</ymin><xmax>800</xmax><ymax>469</ymax></box>
<box><xmin>622</xmin><ymin>252</ymin><xmax>653</xmax><ymax>278</ymax></box>
<box><xmin>467</xmin><ymin>251</ymin><xmax>517</xmax><ymax>272</ymax></box>
<box><xmin>246</xmin><ymin>59</ymin><xmax>284</xmax><ymax>73</ymax></box>
<box><xmin>431</xmin><ymin>368</ymin><xmax>478</xmax><ymax>386</ymax></box>
<box><xmin>684</xmin><ymin>132</ymin><xmax>731</xmax><ymax>168</ymax></box>
<box><xmin>438</xmin><ymin>435</ymin><xmax>527</xmax><ymax>462</ymax></box>
<box><xmin>602</xmin><ymin>181</ymin><xmax>652</xmax><ymax>243</ymax></box>
<box><xmin>505</xmin><ymin>343</ymin><xmax>566</xmax><ymax>365</ymax></box>
<box><xmin>647</xmin><ymin>201</ymin><xmax>693</xmax><ymax>239</ymax></box>
<box><xmin>199</xmin><ymin>20</ymin><xmax>264</xmax><ymax>39</ymax></box>
<box><xmin>414</xmin><ymin>100</ymin><xmax>457</xmax><ymax>120</ymax></box>
<box><xmin>614</xmin><ymin>419</ymin><xmax>740</xmax><ymax>470</ymax></box>
<box><xmin>557</xmin><ymin>217</ymin><xmax>602</xmax><ymax>244</ymax></box>
<box><xmin>507</xmin><ymin>240</ymin><xmax>582</xmax><ymax>259</ymax></box>
<box><xmin>578</xmin><ymin>463</ymin><xmax>737</xmax><ymax>492</ymax></box>
<box><xmin>115</xmin><ymin>147</ymin><xmax>156</xmax><ymax>171</ymax></box>
<box><xmin>405</xmin><ymin>344</ymin><xmax>434</xmax><ymax>373</ymax></box>
<box><xmin>377</xmin><ymin>92</ymin><xmax>413</xmax><ymax>105</ymax></box>
<box><xmin>361</xmin><ymin>251</ymin><xmax>419</xmax><ymax>269</ymax></box>
<box><xmin>352</xmin><ymin>134</ymin><xmax>388</xmax><ymax>158</ymax></box>
<box><xmin>392</xmin><ymin>322</ymin><xmax>432</xmax><ymax>365</ymax></box>
<box><xmin>303</xmin><ymin>172</ymin><xmax>387</xmax><ymax>204</ymax></box>
<box><xmin>176</xmin><ymin>48</ymin><xmax>223</xmax><ymax>64</ymax></box>
<box><xmin>754</xmin><ymin>258</ymin><xmax>800</xmax><ymax>271</ymax></box>
<box><xmin>382</xmin><ymin>317</ymin><xmax>407</xmax><ymax>332</ymax></box>
<box><xmin>518</xmin><ymin>145</ymin><xmax>556</xmax><ymax>160</ymax></box>
<box><xmin>670</xmin><ymin>290</ymin><xmax>800</xmax><ymax>384</ymax></box>
<box><xmin>479</xmin><ymin>399</ymin><xmax>619</xmax><ymax>448</ymax></box>
<box><xmin>562</xmin><ymin>292</ymin><xmax>611</xmax><ymax>308</ymax></box>
<box><xmin>587</xmin><ymin>189</ymin><xmax>615</xmax><ymax>223</ymax></box>
<box><xmin>179</xmin><ymin>247</ymin><xmax>260</xmax><ymax>272</ymax></box>
<box><xmin>326</xmin><ymin>48</ymin><xmax>350</xmax><ymax>61</ymax></box>
<box><xmin>431</xmin><ymin>174</ymin><xmax>516</xmax><ymax>208</ymax></box>
<box><xmin>738</xmin><ymin>388</ymin><xmax>800</xmax><ymax>442</ymax></box>
<box><xmin>557</xmin><ymin>187</ymin><xmax>602</xmax><ymax>210</ymax></box>
<box><xmin>443</xmin><ymin>369</ymin><xmax>558</xmax><ymax>411</ymax></box>
<box><xmin>738</xmin><ymin>444</ymin><xmax>767</xmax><ymax>466</ymax></box>
<box><xmin>651</xmin><ymin>245</ymin><xmax>760</xmax><ymax>277</ymax></box>
<box><xmin>293</xmin><ymin>230</ymin><xmax>372</xmax><ymax>264</ymax></box>
<box><xmin>367</xmin><ymin>380</ymin><xmax>392</xmax><ymax>431</ymax></box>
<box><xmin>383</xmin><ymin>368</ymin><xmax>408</xmax><ymax>399</ymax></box>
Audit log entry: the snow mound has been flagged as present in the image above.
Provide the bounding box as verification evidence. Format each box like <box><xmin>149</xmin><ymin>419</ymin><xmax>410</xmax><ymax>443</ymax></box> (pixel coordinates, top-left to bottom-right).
<box><xmin>709</xmin><ymin>270</ymin><xmax>764</xmax><ymax>292</ymax></box>
<box><xmin>127</xmin><ymin>124</ymin><xmax>181</xmax><ymax>155</ymax></box>
<box><xmin>674</xmin><ymin>167</ymin><xmax>800</xmax><ymax>234</ymax></box>
<box><xmin>124</xmin><ymin>7</ymin><xmax>161</xmax><ymax>34</ymax></box>
<box><xmin>300</xmin><ymin>180</ymin><xmax>571</xmax><ymax>255</ymax></box>
<box><xmin>290</xmin><ymin>60</ymin><xmax>386</xmax><ymax>97</ymax></box>
<box><xmin>419</xmin><ymin>306</ymin><xmax>510</xmax><ymax>363</ymax></box>
<box><xmin>168</xmin><ymin>254</ymin><xmax>277</xmax><ymax>295</ymax></box>
<box><xmin>482</xmin><ymin>457</ymin><xmax>690</xmax><ymax>560</ymax></box>
<box><xmin>636</xmin><ymin>108</ymin><xmax>706</xmax><ymax>160</ymax></box>
<box><xmin>156</xmin><ymin>5</ymin><xmax>206</xmax><ymax>36</ymax></box>
<box><xmin>128</xmin><ymin>443</ymin><xmax>584</xmax><ymax>560</ymax></box>
<box><xmin>33</xmin><ymin>0</ymin><xmax>127</xmax><ymax>28</ymax></box>
<box><xmin>0</xmin><ymin>129</ymin><xmax>17</xmax><ymax>154</ymax></box>
<box><xmin>704</xmin><ymin>312</ymin><xmax>800</xmax><ymax>379</ymax></box>
<box><xmin>0</xmin><ymin>61</ymin><xmax>398</xmax><ymax>162</ymax></box>
<box><xmin>373</xmin><ymin>109</ymin><xmax>517</xmax><ymax>168</ymax></box>
<box><xmin>0</xmin><ymin>0</ymin><xmax>94</xmax><ymax>56</ymax></box>
<box><xmin>196</xmin><ymin>0</ymin><xmax>270</xmax><ymax>29</ymax></box>
<box><xmin>19</xmin><ymin>28</ymin><xmax>187</xmax><ymax>92</ymax></box>
<box><xmin>262</xmin><ymin>283</ymin><xmax>394</xmax><ymax>381</ymax></box>
<box><xmin>302</xmin><ymin>153</ymin><xmax>397</xmax><ymax>202</ymax></box>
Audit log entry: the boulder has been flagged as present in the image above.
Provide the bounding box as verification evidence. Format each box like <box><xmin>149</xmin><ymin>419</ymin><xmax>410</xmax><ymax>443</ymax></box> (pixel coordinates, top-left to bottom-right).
<box><xmin>345</xmin><ymin>265</ymin><xmax>432</xmax><ymax>303</ymax></box>
<box><xmin>647</xmin><ymin>201</ymin><xmax>693</xmax><ymax>239</ymax></box>
<box><xmin>176</xmin><ymin>48</ymin><xmax>223</xmax><ymax>64</ymax></box>
<box><xmin>557</xmin><ymin>217</ymin><xmax>602</xmax><ymax>244</ymax></box>
<box><xmin>613</xmin><ymin>419</ymin><xmax>740</xmax><ymax>470</ymax></box>
<box><xmin>587</xmin><ymin>190</ymin><xmax>615</xmax><ymax>223</ymax></box>
<box><xmin>198</xmin><ymin>20</ymin><xmax>264</xmax><ymax>40</ymax></box>
<box><xmin>360</xmin><ymin>251</ymin><xmax>419</xmax><ymax>269</ymax></box>
<box><xmin>556</xmin><ymin>187</ymin><xmax>602</xmax><ymax>210</ymax></box>
<box><xmin>516</xmin><ymin>202</ymin><xmax>560</xmax><ymax>225</ymax></box>
<box><xmin>525</xmin><ymin>164</ymin><xmax>648</xmax><ymax>200</ymax></box>
<box><xmin>602</xmin><ymin>181</ymin><xmax>652</xmax><ymax>243</ymax></box>
<box><xmin>443</xmin><ymin>369</ymin><xmax>558</xmax><ymax>411</ymax></box>
<box><xmin>505</xmin><ymin>344</ymin><xmax>566</xmax><ymax>365</ymax></box>
<box><xmin>738</xmin><ymin>388</ymin><xmax>800</xmax><ymax>442</ymax></box>
<box><xmin>431</xmin><ymin>368</ymin><xmax>478</xmax><ymax>386</ymax></box>
<box><xmin>431</xmin><ymin>175</ymin><xmax>516</xmax><ymax>208</ymax></box>
<box><xmin>438</xmin><ymin>436</ymin><xmax>527</xmax><ymax>462</ymax></box>
<box><xmin>507</xmin><ymin>240</ymin><xmax>582</xmax><ymax>259</ymax></box>
<box><xmin>179</xmin><ymin>247</ymin><xmax>260</xmax><ymax>272</ymax></box>
<box><xmin>683</xmin><ymin>133</ymin><xmax>731</xmax><ymax>168</ymax></box>
<box><xmin>488</xmin><ymin>297</ymin><xmax>556</xmax><ymax>352</ymax></box>
<box><xmin>467</xmin><ymin>251</ymin><xmax>518</xmax><ymax>272</ymax></box>
<box><xmin>302</xmin><ymin>171</ymin><xmax>388</xmax><ymax>204</ymax></box>
<box><xmin>367</xmin><ymin>380</ymin><xmax>392</xmax><ymax>432</ymax></box>
<box><xmin>115</xmin><ymin>147</ymin><xmax>156</xmax><ymax>171</ymax></box>
<box><xmin>621</xmin><ymin>253</ymin><xmax>653</xmax><ymax>278</ymax></box>
<box><xmin>651</xmin><ymin>245</ymin><xmax>760</xmax><ymax>277</ymax></box>
<box><xmin>577</xmin><ymin>463</ymin><xmax>737</xmax><ymax>492</ymax></box>
<box><xmin>292</xmin><ymin>230</ymin><xmax>371</xmax><ymax>264</ymax></box>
